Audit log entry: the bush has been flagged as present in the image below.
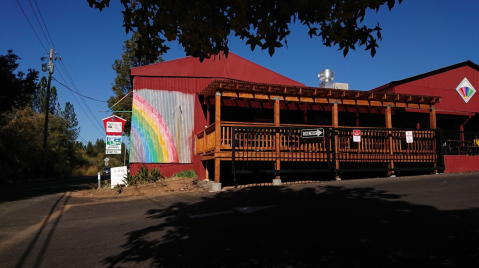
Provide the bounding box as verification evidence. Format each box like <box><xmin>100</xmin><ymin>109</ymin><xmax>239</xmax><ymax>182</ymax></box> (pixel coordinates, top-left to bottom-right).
<box><xmin>122</xmin><ymin>165</ymin><xmax>165</xmax><ymax>186</ymax></box>
<box><xmin>173</xmin><ymin>170</ymin><xmax>197</xmax><ymax>178</ymax></box>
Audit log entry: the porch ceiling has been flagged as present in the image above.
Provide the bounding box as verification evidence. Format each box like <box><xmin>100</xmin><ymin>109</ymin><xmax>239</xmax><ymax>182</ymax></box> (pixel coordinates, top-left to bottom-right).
<box><xmin>199</xmin><ymin>80</ymin><xmax>442</xmax><ymax>108</ymax></box>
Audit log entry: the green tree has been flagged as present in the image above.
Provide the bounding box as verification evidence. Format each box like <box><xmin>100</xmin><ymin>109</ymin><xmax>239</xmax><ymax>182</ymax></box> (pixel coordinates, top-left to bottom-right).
<box><xmin>86</xmin><ymin>141</ymin><xmax>95</xmax><ymax>157</ymax></box>
<box><xmin>31</xmin><ymin>76</ymin><xmax>58</xmax><ymax>114</ymax></box>
<box><xmin>88</xmin><ymin>0</ymin><xmax>402</xmax><ymax>62</ymax></box>
<box><xmin>108</xmin><ymin>32</ymin><xmax>164</xmax><ymax>136</ymax></box>
<box><xmin>61</xmin><ymin>102</ymin><xmax>80</xmax><ymax>140</ymax></box>
<box><xmin>0</xmin><ymin>50</ymin><xmax>38</xmax><ymax>120</ymax></box>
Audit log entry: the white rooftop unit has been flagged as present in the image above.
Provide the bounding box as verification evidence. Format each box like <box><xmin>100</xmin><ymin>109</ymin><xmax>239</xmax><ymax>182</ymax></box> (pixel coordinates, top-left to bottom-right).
<box><xmin>318</xmin><ymin>69</ymin><xmax>349</xmax><ymax>90</ymax></box>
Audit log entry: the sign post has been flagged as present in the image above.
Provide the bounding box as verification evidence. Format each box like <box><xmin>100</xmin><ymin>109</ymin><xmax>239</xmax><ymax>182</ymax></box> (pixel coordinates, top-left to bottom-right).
<box><xmin>102</xmin><ymin>115</ymin><xmax>126</xmax><ymax>155</ymax></box>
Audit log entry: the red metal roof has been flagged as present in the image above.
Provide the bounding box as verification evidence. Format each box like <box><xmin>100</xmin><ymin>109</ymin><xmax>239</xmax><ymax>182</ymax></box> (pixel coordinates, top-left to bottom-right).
<box><xmin>371</xmin><ymin>60</ymin><xmax>479</xmax><ymax>92</ymax></box>
<box><xmin>130</xmin><ymin>52</ymin><xmax>304</xmax><ymax>86</ymax></box>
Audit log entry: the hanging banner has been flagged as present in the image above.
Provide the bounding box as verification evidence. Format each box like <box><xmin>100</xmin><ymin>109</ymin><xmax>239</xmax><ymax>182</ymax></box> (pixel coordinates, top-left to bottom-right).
<box><xmin>406</xmin><ymin>131</ymin><xmax>414</xmax><ymax>143</ymax></box>
<box><xmin>106</xmin><ymin>136</ymin><xmax>122</xmax><ymax>154</ymax></box>
<box><xmin>353</xmin><ymin>129</ymin><xmax>361</xmax><ymax>142</ymax></box>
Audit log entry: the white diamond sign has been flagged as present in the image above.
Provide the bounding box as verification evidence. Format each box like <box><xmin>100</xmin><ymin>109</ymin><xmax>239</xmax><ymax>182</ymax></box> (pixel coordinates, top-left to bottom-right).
<box><xmin>456</xmin><ymin>77</ymin><xmax>476</xmax><ymax>103</ymax></box>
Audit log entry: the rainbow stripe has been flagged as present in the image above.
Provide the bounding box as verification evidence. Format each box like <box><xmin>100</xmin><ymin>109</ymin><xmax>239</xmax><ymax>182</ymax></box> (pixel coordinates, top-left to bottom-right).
<box><xmin>131</xmin><ymin>94</ymin><xmax>178</xmax><ymax>163</ymax></box>
<box><xmin>459</xmin><ymin>86</ymin><xmax>473</xmax><ymax>99</ymax></box>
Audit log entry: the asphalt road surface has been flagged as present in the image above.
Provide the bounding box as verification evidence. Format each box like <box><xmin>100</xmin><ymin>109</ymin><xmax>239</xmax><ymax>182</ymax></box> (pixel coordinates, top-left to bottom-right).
<box><xmin>1</xmin><ymin>173</ymin><xmax>479</xmax><ymax>267</ymax></box>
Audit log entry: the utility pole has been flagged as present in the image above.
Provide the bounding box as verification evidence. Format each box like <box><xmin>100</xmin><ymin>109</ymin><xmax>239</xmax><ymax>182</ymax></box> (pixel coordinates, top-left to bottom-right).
<box><xmin>41</xmin><ymin>48</ymin><xmax>61</xmax><ymax>179</ymax></box>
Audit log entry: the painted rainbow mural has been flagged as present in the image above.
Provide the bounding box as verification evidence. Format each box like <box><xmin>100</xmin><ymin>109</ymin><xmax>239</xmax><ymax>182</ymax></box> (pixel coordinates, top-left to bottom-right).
<box><xmin>131</xmin><ymin>93</ymin><xmax>178</xmax><ymax>163</ymax></box>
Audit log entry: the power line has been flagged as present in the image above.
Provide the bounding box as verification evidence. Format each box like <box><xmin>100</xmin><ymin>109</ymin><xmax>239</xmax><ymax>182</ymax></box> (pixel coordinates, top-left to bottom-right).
<box><xmin>55</xmin><ymin>62</ymin><xmax>106</xmax><ymax>134</ymax></box>
<box><xmin>52</xmin><ymin>77</ymin><xmax>109</xmax><ymax>103</ymax></box>
<box><xmin>27</xmin><ymin>1</ymin><xmax>106</xmax><ymax>135</ymax></box>
<box><xmin>21</xmin><ymin>0</ymin><xmax>107</xmax><ymax>140</ymax></box>
<box><xmin>16</xmin><ymin>0</ymin><xmax>47</xmax><ymax>51</ymax></box>
<box><xmin>33</xmin><ymin>0</ymin><xmax>57</xmax><ymax>50</ymax></box>
<box><xmin>27</xmin><ymin>0</ymin><xmax>52</xmax><ymax>49</ymax></box>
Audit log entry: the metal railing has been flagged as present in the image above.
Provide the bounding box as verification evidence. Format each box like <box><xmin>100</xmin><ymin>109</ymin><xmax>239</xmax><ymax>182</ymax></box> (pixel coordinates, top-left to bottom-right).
<box><xmin>442</xmin><ymin>130</ymin><xmax>479</xmax><ymax>155</ymax></box>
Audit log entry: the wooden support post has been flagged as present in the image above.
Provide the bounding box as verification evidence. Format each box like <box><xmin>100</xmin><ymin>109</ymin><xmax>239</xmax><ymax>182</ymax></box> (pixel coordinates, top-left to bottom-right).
<box><xmin>274</xmin><ymin>99</ymin><xmax>281</xmax><ymax>182</ymax></box>
<box><xmin>385</xmin><ymin>106</ymin><xmax>392</xmax><ymax>128</ymax></box>
<box><xmin>205</xmin><ymin>160</ymin><xmax>209</xmax><ymax>180</ymax></box>
<box><xmin>385</xmin><ymin>105</ymin><xmax>395</xmax><ymax>176</ymax></box>
<box><xmin>332</xmin><ymin>103</ymin><xmax>339</xmax><ymax>128</ymax></box>
<box><xmin>332</xmin><ymin>102</ymin><xmax>340</xmax><ymax>179</ymax></box>
<box><xmin>429</xmin><ymin>106</ymin><xmax>436</xmax><ymax>129</ymax></box>
<box><xmin>215</xmin><ymin>92</ymin><xmax>221</xmax><ymax>183</ymax></box>
<box><xmin>215</xmin><ymin>158</ymin><xmax>220</xmax><ymax>183</ymax></box>
<box><xmin>355</xmin><ymin>111</ymin><xmax>360</xmax><ymax>127</ymax></box>
<box><xmin>430</xmin><ymin>106</ymin><xmax>438</xmax><ymax>174</ymax></box>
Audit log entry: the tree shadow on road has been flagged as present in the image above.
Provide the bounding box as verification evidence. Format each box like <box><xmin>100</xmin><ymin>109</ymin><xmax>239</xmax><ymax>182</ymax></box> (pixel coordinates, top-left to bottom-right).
<box><xmin>102</xmin><ymin>185</ymin><xmax>479</xmax><ymax>267</ymax></box>
<box><xmin>0</xmin><ymin>176</ymin><xmax>98</xmax><ymax>203</ymax></box>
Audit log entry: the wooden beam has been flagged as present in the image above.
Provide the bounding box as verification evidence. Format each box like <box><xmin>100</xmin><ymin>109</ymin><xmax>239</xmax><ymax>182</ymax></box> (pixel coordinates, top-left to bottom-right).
<box><xmin>215</xmin><ymin>92</ymin><xmax>221</xmax><ymax>153</ymax></box>
<box><xmin>382</xmin><ymin>94</ymin><xmax>387</xmax><ymax>100</ymax></box>
<box><xmin>368</xmin><ymin>93</ymin><xmax>374</xmax><ymax>99</ymax></box>
<box><xmin>407</xmin><ymin>95</ymin><xmax>412</xmax><ymax>102</ymax></box>
<box><xmin>327</xmin><ymin>90</ymin><xmax>332</xmax><ymax>97</ymax></box>
<box><xmin>385</xmin><ymin>106</ymin><xmax>392</xmax><ymax>128</ymax></box>
<box><xmin>340</xmin><ymin>91</ymin><xmax>346</xmax><ymax>98</ymax></box>
<box><xmin>215</xmin><ymin>158</ymin><xmax>220</xmax><ymax>183</ymax></box>
<box><xmin>354</xmin><ymin>92</ymin><xmax>360</xmax><ymax>98</ymax></box>
<box><xmin>395</xmin><ymin>95</ymin><xmax>400</xmax><ymax>101</ymax></box>
<box><xmin>430</xmin><ymin>106</ymin><xmax>437</xmax><ymax>129</ymax></box>
<box><xmin>332</xmin><ymin>102</ymin><xmax>339</xmax><ymax>127</ymax></box>
<box><xmin>419</xmin><ymin>97</ymin><xmax>424</xmax><ymax>103</ymax></box>
<box><xmin>274</xmin><ymin>100</ymin><xmax>280</xmax><ymax>126</ymax></box>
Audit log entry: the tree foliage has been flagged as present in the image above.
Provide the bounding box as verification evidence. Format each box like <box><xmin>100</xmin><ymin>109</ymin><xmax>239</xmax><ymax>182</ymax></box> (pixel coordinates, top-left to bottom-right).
<box><xmin>88</xmin><ymin>0</ymin><xmax>402</xmax><ymax>62</ymax></box>
<box><xmin>31</xmin><ymin>76</ymin><xmax>58</xmax><ymax>114</ymax></box>
<box><xmin>0</xmin><ymin>50</ymin><xmax>86</xmax><ymax>182</ymax></box>
<box><xmin>0</xmin><ymin>50</ymin><xmax>38</xmax><ymax>118</ymax></box>
<box><xmin>108</xmin><ymin>32</ymin><xmax>163</xmax><ymax>136</ymax></box>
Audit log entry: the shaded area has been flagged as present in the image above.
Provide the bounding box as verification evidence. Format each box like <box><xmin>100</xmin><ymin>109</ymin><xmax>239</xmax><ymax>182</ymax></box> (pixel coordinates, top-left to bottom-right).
<box><xmin>0</xmin><ymin>176</ymin><xmax>99</xmax><ymax>203</ymax></box>
<box><xmin>14</xmin><ymin>192</ymin><xmax>71</xmax><ymax>268</ymax></box>
<box><xmin>103</xmin><ymin>185</ymin><xmax>479</xmax><ymax>267</ymax></box>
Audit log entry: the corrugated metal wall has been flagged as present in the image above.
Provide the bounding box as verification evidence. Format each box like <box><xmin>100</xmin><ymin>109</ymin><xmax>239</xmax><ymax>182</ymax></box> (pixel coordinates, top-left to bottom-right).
<box><xmin>130</xmin><ymin>77</ymin><xmax>214</xmax><ymax>164</ymax></box>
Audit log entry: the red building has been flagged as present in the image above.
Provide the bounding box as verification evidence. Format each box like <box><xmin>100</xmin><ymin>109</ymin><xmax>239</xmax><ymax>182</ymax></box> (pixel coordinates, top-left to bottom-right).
<box><xmin>372</xmin><ymin>60</ymin><xmax>479</xmax><ymax>173</ymax></box>
<box><xmin>129</xmin><ymin>52</ymin><xmax>303</xmax><ymax>178</ymax></box>
<box><xmin>129</xmin><ymin>55</ymin><xmax>479</xmax><ymax>181</ymax></box>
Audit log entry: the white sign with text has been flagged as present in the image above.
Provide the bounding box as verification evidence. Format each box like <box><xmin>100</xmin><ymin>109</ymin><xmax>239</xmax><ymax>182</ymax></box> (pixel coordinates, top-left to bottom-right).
<box><xmin>110</xmin><ymin>166</ymin><xmax>128</xmax><ymax>189</ymax></box>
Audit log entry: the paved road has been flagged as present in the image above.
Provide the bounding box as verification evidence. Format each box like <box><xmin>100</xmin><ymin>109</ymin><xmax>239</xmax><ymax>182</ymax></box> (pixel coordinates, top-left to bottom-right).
<box><xmin>1</xmin><ymin>173</ymin><xmax>479</xmax><ymax>267</ymax></box>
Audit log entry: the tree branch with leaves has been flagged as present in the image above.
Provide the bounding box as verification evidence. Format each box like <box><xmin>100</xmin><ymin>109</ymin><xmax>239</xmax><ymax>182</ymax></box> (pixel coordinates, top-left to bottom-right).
<box><xmin>88</xmin><ymin>0</ymin><xmax>402</xmax><ymax>62</ymax></box>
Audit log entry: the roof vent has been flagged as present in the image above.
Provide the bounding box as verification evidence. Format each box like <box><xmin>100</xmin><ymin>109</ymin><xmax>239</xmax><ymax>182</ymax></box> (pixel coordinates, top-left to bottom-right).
<box><xmin>318</xmin><ymin>69</ymin><xmax>348</xmax><ymax>90</ymax></box>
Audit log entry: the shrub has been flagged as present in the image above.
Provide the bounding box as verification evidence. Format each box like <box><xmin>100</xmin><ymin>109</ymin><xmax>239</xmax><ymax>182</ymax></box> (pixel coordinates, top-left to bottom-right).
<box><xmin>122</xmin><ymin>165</ymin><xmax>165</xmax><ymax>186</ymax></box>
<box><xmin>173</xmin><ymin>170</ymin><xmax>197</xmax><ymax>178</ymax></box>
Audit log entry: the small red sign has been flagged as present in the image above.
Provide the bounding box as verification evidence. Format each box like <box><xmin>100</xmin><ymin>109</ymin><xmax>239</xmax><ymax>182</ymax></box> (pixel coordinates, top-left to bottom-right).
<box><xmin>102</xmin><ymin>115</ymin><xmax>126</xmax><ymax>136</ymax></box>
<box><xmin>353</xmin><ymin>129</ymin><xmax>361</xmax><ymax>142</ymax></box>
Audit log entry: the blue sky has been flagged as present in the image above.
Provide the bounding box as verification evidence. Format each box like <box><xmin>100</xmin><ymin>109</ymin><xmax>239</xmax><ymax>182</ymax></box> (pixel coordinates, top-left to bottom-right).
<box><xmin>2</xmin><ymin>0</ymin><xmax>479</xmax><ymax>145</ymax></box>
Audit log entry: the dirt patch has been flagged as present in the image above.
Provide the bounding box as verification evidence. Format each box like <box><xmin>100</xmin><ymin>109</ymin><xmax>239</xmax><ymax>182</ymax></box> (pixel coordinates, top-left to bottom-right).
<box><xmin>71</xmin><ymin>177</ymin><xmax>211</xmax><ymax>198</ymax></box>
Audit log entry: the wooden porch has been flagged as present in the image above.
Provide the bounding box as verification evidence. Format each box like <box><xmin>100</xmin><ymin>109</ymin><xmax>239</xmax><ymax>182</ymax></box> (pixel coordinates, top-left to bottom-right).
<box><xmin>195</xmin><ymin>80</ymin><xmax>442</xmax><ymax>184</ymax></box>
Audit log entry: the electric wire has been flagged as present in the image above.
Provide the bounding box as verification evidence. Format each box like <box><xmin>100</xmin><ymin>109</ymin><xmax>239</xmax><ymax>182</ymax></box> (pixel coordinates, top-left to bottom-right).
<box><xmin>20</xmin><ymin>1</ymin><xmax>109</xmax><ymax>140</ymax></box>
<box><xmin>33</xmin><ymin>0</ymin><xmax>57</xmax><ymax>50</ymax></box>
<box><xmin>29</xmin><ymin>1</ymin><xmax>106</xmax><ymax>135</ymax></box>
<box><xmin>27</xmin><ymin>0</ymin><xmax>52</xmax><ymax>49</ymax></box>
<box><xmin>55</xmin><ymin>63</ymin><xmax>106</xmax><ymax>134</ymax></box>
<box><xmin>15</xmin><ymin>0</ymin><xmax>47</xmax><ymax>51</ymax></box>
<box><xmin>52</xmin><ymin>77</ymin><xmax>108</xmax><ymax>103</ymax></box>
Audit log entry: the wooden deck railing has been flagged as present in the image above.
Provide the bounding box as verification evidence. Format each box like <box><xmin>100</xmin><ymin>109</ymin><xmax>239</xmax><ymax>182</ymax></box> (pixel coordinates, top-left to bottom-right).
<box><xmin>195</xmin><ymin>122</ymin><xmax>440</xmax><ymax>165</ymax></box>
